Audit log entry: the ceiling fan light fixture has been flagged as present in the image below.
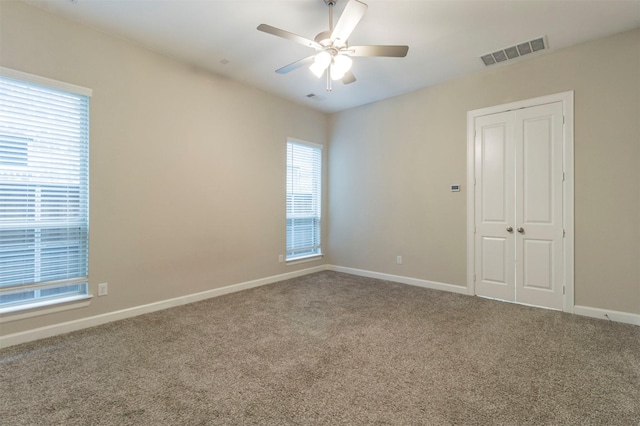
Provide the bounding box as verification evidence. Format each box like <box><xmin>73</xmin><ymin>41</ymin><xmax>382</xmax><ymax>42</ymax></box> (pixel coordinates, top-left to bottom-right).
<box><xmin>309</xmin><ymin>61</ymin><xmax>326</xmax><ymax>78</ymax></box>
<box><xmin>314</xmin><ymin>51</ymin><xmax>332</xmax><ymax>68</ymax></box>
<box><xmin>330</xmin><ymin>54</ymin><xmax>353</xmax><ymax>80</ymax></box>
<box><xmin>334</xmin><ymin>54</ymin><xmax>352</xmax><ymax>71</ymax></box>
<box><xmin>330</xmin><ymin>65</ymin><xmax>345</xmax><ymax>81</ymax></box>
<box><xmin>309</xmin><ymin>50</ymin><xmax>332</xmax><ymax>77</ymax></box>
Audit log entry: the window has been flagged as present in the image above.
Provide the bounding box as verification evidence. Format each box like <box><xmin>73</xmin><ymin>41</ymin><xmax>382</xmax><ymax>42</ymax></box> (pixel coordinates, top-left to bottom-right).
<box><xmin>286</xmin><ymin>139</ymin><xmax>322</xmax><ymax>261</ymax></box>
<box><xmin>0</xmin><ymin>68</ymin><xmax>91</xmax><ymax>312</ymax></box>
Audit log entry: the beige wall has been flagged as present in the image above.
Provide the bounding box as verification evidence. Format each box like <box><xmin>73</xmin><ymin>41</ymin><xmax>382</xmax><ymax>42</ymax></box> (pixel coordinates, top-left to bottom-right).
<box><xmin>1</xmin><ymin>0</ymin><xmax>639</xmax><ymax>339</ymax></box>
<box><xmin>328</xmin><ymin>29</ymin><xmax>640</xmax><ymax>314</ymax></box>
<box><xmin>0</xmin><ymin>1</ymin><xmax>328</xmax><ymax>336</ymax></box>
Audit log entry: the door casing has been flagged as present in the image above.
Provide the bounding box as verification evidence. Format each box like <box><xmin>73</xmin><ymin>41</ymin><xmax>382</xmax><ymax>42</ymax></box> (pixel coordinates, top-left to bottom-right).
<box><xmin>466</xmin><ymin>91</ymin><xmax>574</xmax><ymax>313</ymax></box>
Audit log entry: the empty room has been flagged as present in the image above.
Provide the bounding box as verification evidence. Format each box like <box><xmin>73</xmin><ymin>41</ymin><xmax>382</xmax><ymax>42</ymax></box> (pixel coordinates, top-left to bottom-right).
<box><xmin>1</xmin><ymin>0</ymin><xmax>639</xmax><ymax>424</ymax></box>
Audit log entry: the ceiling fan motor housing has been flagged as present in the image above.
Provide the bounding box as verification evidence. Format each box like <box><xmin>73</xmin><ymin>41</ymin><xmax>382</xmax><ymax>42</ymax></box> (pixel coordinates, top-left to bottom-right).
<box><xmin>315</xmin><ymin>30</ymin><xmax>338</xmax><ymax>48</ymax></box>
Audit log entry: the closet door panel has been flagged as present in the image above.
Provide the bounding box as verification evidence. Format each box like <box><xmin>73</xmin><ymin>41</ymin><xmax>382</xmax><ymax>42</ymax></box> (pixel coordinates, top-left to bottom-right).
<box><xmin>474</xmin><ymin>112</ymin><xmax>515</xmax><ymax>302</ymax></box>
<box><xmin>515</xmin><ymin>102</ymin><xmax>564</xmax><ymax>309</ymax></box>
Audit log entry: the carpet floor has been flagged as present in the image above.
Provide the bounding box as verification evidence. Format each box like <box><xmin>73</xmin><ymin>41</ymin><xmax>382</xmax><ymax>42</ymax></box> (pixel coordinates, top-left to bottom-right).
<box><xmin>1</xmin><ymin>271</ymin><xmax>639</xmax><ymax>425</ymax></box>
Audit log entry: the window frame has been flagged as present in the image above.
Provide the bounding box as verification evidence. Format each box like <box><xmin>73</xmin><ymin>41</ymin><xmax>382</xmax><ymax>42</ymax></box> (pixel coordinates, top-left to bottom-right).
<box><xmin>0</xmin><ymin>67</ymin><xmax>93</xmax><ymax>321</ymax></box>
<box><xmin>286</xmin><ymin>138</ymin><xmax>323</xmax><ymax>263</ymax></box>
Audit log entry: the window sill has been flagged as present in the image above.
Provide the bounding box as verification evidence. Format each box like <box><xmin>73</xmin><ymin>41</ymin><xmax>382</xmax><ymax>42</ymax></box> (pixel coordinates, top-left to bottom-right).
<box><xmin>286</xmin><ymin>254</ymin><xmax>324</xmax><ymax>266</ymax></box>
<box><xmin>0</xmin><ymin>294</ymin><xmax>93</xmax><ymax>323</ymax></box>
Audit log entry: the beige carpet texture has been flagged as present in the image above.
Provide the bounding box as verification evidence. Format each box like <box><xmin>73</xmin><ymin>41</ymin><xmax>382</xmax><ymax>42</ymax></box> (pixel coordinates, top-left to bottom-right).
<box><xmin>1</xmin><ymin>271</ymin><xmax>639</xmax><ymax>425</ymax></box>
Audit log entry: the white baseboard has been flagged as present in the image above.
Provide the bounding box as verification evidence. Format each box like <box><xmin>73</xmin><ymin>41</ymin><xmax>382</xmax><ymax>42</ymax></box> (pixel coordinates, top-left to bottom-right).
<box><xmin>3</xmin><ymin>265</ymin><xmax>638</xmax><ymax>348</ymax></box>
<box><xmin>0</xmin><ymin>265</ymin><xmax>327</xmax><ymax>348</ymax></box>
<box><xmin>573</xmin><ymin>305</ymin><xmax>640</xmax><ymax>326</ymax></box>
<box><xmin>328</xmin><ymin>266</ymin><xmax>640</xmax><ymax>327</ymax></box>
<box><xmin>327</xmin><ymin>265</ymin><xmax>469</xmax><ymax>295</ymax></box>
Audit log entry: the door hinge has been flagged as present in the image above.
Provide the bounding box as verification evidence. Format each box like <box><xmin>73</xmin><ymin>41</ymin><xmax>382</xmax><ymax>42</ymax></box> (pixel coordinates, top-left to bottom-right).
<box><xmin>562</xmin><ymin>172</ymin><xmax>565</xmax><ymax>182</ymax></box>
<box><xmin>563</xmin><ymin>286</ymin><xmax>566</xmax><ymax>295</ymax></box>
<box><xmin>474</xmin><ymin>274</ymin><xmax>477</xmax><ymax>282</ymax></box>
<box><xmin>563</xmin><ymin>116</ymin><xmax>565</xmax><ymax>125</ymax></box>
<box><xmin>563</xmin><ymin>229</ymin><xmax>566</xmax><ymax>238</ymax></box>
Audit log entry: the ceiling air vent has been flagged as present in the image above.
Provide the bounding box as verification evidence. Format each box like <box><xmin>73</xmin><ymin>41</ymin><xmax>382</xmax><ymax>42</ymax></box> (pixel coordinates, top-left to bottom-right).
<box><xmin>306</xmin><ymin>93</ymin><xmax>326</xmax><ymax>101</ymax></box>
<box><xmin>481</xmin><ymin>37</ymin><xmax>547</xmax><ymax>66</ymax></box>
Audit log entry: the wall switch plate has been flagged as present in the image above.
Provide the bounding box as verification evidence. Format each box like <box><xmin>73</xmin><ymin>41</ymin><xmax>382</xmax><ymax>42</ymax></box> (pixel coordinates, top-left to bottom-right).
<box><xmin>97</xmin><ymin>282</ymin><xmax>108</xmax><ymax>296</ymax></box>
<box><xmin>397</xmin><ymin>256</ymin><xmax>403</xmax><ymax>265</ymax></box>
<box><xmin>279</xmin><ymin>254</ymin><xmax>284</xmax><ymax>263</ymax></box>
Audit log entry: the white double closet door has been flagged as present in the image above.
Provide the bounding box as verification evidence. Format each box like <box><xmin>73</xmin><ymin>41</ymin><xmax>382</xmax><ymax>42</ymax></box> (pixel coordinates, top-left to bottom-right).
<box><xmin>475</xmin><ymin>102</ymin><xmax>564</xmax><ymax>310</ymax></box>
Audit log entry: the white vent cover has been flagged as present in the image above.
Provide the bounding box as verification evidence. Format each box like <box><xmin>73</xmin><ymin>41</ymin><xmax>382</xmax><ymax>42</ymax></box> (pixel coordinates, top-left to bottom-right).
<box><xmin>306</xmin><ymin>93</ymin><xmax>326</xmax><ymax>101</ymax></box>
<box><xmin>481</xmin><ymin>37</ymin><xmax>547</xmax><ymax>66</ymax></box>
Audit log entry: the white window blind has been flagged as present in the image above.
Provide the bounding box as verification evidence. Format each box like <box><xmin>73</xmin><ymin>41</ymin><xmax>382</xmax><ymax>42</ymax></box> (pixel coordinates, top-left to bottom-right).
<box><xmin>286</xmin><ymin>140</ymin><xmax>321</xmax><ymax>260</ymax></box>
<box><xmin>0</xmin><ymin>69</ymin><xmax>90</xmax><ymax>310</ymax></box>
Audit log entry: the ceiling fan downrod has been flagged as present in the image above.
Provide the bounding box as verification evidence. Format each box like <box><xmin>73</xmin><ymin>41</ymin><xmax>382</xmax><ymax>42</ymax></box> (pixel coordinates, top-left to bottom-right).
<box><xmin>325</xmin><ymin>0</ymin><xmax>337</xmax><ymax>91</ymax></box>
<box><xmin>325</xmin><ymin>0</ymin><xmax>336</xmax><ymax>31</ymax></box>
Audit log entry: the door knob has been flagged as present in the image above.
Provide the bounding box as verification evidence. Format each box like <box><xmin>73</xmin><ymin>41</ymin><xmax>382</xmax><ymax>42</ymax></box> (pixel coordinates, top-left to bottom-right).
<box><xmin>506</xmin><ymin>226</ymin><xmax>513</xmax><ymax>233</ymax></box>
<box><xmin>517</xmin><ymin>227</ymin><xmax>525</xmax><ymax>233</ymax></box>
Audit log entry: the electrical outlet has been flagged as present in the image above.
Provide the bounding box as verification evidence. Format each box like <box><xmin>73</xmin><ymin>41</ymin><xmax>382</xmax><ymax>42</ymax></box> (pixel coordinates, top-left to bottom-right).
<box><xmin>279</xmin><ymin>254</ymin><xmax>284</xmax><ymax>263</ymax></box>
<box><xmin>97</xmin><ymin>282</ymin><xmax>108</xmax><ymax>296</ymax></box>
<box><xmin>397</xmin><ymin>256</ymin><xmax>403</xmax><ymax>265</ymax></box>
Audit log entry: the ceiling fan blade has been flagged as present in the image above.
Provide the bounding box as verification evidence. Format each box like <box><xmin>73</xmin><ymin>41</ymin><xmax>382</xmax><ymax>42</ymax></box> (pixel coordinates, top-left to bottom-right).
<box><xmin>342</xmin><ymin>70</ymin><xmax>356</xmax><ymax>85</ymax></box>
<box><xmin>276</xmin><ymin>56</ymin><xmax>315</xmax><ymax>74</ymax></box>
<box><xmin>257</xmin><ymin>24</ymin><xmax>322</xmax><ymax>50</ymax></box>
<box><xmin>349</xmin><ymin>45</ymin><xmax>409</xmax><ymax>57</ymax></box>
<box><xmin>330</xmin><ymin>0</ymin><xmax>368</xmax><ymax>45</ymax></box>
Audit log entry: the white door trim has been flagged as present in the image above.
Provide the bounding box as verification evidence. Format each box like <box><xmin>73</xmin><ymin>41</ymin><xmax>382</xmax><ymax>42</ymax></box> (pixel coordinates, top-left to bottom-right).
<box><xmin>466</xmin><ymin>91</ymin><xmax>574</xmax><ymax>313</ymax></box>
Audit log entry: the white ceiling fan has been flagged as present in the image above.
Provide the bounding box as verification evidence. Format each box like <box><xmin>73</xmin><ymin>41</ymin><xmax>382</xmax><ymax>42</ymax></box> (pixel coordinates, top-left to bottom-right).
<box><xmin>257</xmin><ymin>0</ymin><xmax>409</xmax><ymax>91</ymax></box>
